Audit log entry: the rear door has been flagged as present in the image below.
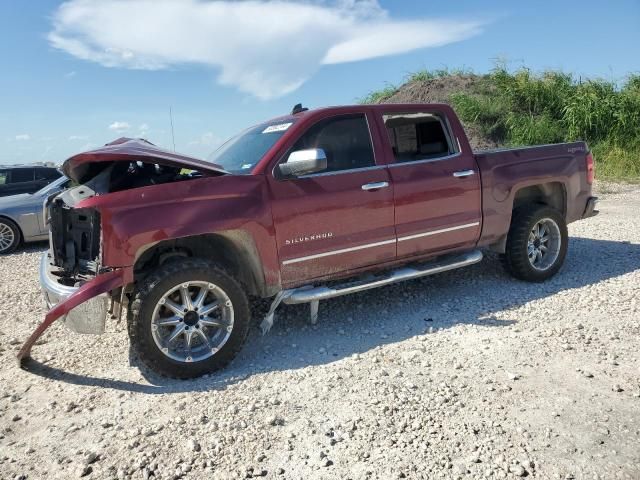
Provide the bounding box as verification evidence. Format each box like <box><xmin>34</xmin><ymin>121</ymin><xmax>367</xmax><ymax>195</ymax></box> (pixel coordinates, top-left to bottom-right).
<box><xmin>376</xmin><ymin>108</ymin><xmax>481</xmax><ymax>259</ymax></box>
<box><xmin>2</xmin><ymin>168</ymin><xmax>36</xmax><ymax>196</ymax></box>
<box><xmin>268</xmin><ymin>112</ymin><xmax>396</xmax><ymax>286</ymax></box>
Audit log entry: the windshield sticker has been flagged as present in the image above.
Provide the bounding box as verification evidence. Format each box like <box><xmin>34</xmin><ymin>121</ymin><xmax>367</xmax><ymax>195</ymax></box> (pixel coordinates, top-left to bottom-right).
<box><xmin>262</xmin><ymin>122</ymin><xmax>292</xmax><ymax>134</ymax></box>
<box><xmin>241</xmin><ymin>163</ymin><xmax>253</xmax><ymax>170</ymax></box>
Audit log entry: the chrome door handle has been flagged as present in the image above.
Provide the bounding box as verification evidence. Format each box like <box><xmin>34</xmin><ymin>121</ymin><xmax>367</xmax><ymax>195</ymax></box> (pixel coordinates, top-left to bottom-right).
<box><xmin>453</xmin><ymin>169</ymin><xmax>475</xmax><ymax>178</ymax></box>
<box><xmin>361</xmin><ymin>181</ymin><xmax>389</xmax><ymax>191</ymax></box>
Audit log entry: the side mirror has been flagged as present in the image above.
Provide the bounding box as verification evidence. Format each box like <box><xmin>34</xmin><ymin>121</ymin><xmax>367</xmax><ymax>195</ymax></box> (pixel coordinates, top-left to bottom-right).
<box><xmin>278</xmin><ymin>148</ymin><xmax>327</xmax><ymax>177</ymax></box>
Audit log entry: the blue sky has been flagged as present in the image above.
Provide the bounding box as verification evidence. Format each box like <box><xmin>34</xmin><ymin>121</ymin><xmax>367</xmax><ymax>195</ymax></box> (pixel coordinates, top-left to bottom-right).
<box><xmin>1</xmin><ymin>0</ymin><xmax>638</xmax><ymax>165</ymax></box>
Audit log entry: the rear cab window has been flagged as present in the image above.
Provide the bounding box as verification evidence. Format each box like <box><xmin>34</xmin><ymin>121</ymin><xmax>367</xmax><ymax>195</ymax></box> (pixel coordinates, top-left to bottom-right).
<box><xmin>383</xmin><ymin>112</ymin><xmax>457</xmax><ymax>163</ymax></box>
<box><xmin>0</xmin><ymin>170</ymin><xmax>7</xmax><ymax>185</ymax></box>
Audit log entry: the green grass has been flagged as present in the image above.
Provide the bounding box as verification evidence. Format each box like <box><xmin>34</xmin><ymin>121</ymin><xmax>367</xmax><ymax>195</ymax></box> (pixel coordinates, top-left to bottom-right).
<box><xmin>405</xmin><ymin>67</ymin><xmax>473</xmax><ymax>83</ymax></box>
<box><xmin>358</xmin><ymin>84</ymin><xmax>399</xmax><ymax>104</ymax></box>
<box><xmin>360</xmin><ymin>64</ymin><xmax>640</xmax><ymax>180</ymax></box>
<box><xmin>591</xmin><ymin>141</ymin><xmax>640</xmax><ymax>180</ymax></box>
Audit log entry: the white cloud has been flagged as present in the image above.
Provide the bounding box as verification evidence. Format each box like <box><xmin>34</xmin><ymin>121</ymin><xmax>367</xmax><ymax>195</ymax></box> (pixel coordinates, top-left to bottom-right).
<box><xmin>15</xmin><ymin>134</ymin><xmax>30</xmax><ymax>141</ymax></box>
<box><xmin>48</xmin><ymin>0</ymin><xmax>484</xmax><ymax>99</ymax></box>
<box><xmin>108</xmin><ymin>121</ymin><xmax>130</xmax><ymax>132</ymax></box>
<box><xmin>323</xmin><ymin>20</ymin><xmax>487</xmax><ymax>64</ymax></box>
<box><xmin>64</xmin><ymin>71</ymin><xmax>77</xmax><ymax>78</ymax></box>
<box><xmin>69</xmin><ymin>135</ymin><xmax>88</xmax><ymax>140</ymax></box>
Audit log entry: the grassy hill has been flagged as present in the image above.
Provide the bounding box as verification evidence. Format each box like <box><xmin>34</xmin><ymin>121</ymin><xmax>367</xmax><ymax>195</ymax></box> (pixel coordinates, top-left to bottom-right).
<box><xmin>361</xmin><ymin>66</ymin><xmax>640</xmax><ymax>180</ymax></box>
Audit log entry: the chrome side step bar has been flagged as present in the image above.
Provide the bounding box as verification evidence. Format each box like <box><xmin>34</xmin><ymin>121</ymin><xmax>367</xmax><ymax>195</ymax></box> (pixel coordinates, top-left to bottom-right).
<box><xmin>284</xmin><ymin>250</ymin><xmax>483</xmax><ymax>304</ymax></box>
<box><xmin>260</xmin><ymin>250</ymin><xmax>483</xmax><ymax>333</ymax></box>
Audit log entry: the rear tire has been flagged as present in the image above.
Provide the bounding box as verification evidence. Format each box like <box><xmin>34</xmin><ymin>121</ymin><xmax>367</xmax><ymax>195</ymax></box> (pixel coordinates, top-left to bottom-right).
<box><xmin>128</xmin><ymin>258</ymin><xmax>250</xmax><ymax>379</ymax></box>
<box><xmin>501</xmin><ymin>205</ymin><xmax>568</xmax><ymax>282</ymax></box>
<box><xmin>0</xmin><ymin>218</ymin><xmax>21</xmax><ymax>254</ymax></box>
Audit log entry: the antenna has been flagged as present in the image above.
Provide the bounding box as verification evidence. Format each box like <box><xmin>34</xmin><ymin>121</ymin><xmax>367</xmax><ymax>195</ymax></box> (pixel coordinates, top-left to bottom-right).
<box><xmin>169</xmin><ymin>106</ymin><xmax>176</xmax><ymax>152</ymax></box>
<box><xmin>291</xmin><ymin>103</ymin><xmax>308</xmax><ymax>114</ymax></box>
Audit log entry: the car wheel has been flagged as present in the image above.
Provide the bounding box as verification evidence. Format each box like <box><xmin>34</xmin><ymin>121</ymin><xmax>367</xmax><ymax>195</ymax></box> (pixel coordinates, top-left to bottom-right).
<box><xmin>501</xmin><ymin>205</ymin><xmax>568</xmax><ymax>282</ymax></box>
<box><xmin>0</xmin><ymin>218</ymin><xmax>21</xmax><ymax>254</ymax></box>
<box><xmin>128</xmin><ymin>258</ymin><xmax>250</xmax><ymax>379</ymax></box>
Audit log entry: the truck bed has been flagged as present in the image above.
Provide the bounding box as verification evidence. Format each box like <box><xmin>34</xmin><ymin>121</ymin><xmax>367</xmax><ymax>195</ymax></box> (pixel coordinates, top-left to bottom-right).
<box><xmin>474</xmin><ymin>141</ymin><xmax>593</xmax><ymax>249</ymax></box>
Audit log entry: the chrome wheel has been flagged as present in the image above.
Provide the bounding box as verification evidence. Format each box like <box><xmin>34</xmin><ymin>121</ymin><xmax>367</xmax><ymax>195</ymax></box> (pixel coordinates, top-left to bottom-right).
<box><xmin>527</xmin><ymin>218</ymin><xmax>561</xmax><ymax>271</ymax></box>
<box><xmin>0</xmin><ymin>222</ymin><xmax>16</xmax><ymax>253</ymax></box>
<box><xmin>151</xmin><ymin>281</ymin><xmax>234</xmax><ymax>363</ymax></box>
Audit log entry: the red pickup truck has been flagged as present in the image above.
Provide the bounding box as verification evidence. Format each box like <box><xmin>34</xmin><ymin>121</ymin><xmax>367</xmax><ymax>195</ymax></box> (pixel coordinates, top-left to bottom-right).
<box><xmin>18</xmin><ymin>103</ymin><xmax>598</xmax><ymax>378</ymax></box>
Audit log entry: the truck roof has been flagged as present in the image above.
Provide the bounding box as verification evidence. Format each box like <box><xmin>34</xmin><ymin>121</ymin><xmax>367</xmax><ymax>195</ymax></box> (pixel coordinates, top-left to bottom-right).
<box><xmin>266</xmin><ymin>103</ymin><xmax>455</xmax><ymax>129</ymax></box>
<box><xmin>288</xmin><ymin>103</ymin><xmax>452</xmax><ymax>117</ymax></box>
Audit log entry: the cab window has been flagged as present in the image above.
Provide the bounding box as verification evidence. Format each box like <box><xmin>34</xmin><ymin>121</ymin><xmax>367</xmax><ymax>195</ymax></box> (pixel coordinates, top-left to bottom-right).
<box><xmin>10</xmin><ymin>168</ymin><xmax>34</xmax><ymax>183</ymax></box>
<box><xmin>384</xmin><ymin>113</ymin><xmax>454</xmax><ymax>163</ymax></box>
<box><xmin>288</xmin><ymin>114</ymin><xmax>375</xmax><ymax>174</ymax></box>
<box><xmin>0</xmin><ymin>170</ymin><xmax>7</xmax><ymax>185</ymax></box>
<box><xmin>35</xmin><ymin>168</ymin><xmax>61</xmax><ymax>181</ymax></box>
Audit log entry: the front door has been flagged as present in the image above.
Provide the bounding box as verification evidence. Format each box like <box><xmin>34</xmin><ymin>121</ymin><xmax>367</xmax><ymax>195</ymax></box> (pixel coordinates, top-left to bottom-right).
<box><xmin>378</xmin><ymin>109</ymin><xmax>482</xmax><ymax>259</ymax></box>
<box><xmin>268</xmin><ymin>113</ymin><xmax>396</xmax><ymax>286</ymax></box>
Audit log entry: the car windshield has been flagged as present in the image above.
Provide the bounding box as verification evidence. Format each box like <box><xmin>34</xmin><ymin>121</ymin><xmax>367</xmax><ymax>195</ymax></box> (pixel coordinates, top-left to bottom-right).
<box><xmin>207</xmin><ymin>119</ymin><xmax>296</xmax><ymax>173</ymax></box>
<box><xmin>34</xmin><ymin>175</ymin><xmax>70</xmax><ymax>196</ymax></box>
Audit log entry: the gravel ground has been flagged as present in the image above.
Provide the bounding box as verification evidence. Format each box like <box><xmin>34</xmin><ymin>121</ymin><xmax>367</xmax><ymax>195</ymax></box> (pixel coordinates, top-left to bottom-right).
<box><xmin>1</xmin><ymin>182</ymin><xmax>639</xmax><ymax>480</ymax></box>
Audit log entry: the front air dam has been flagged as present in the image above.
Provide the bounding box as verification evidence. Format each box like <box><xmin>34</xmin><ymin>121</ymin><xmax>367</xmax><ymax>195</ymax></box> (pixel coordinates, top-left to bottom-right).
<box><xmin>17</xmin><ymin>267</ymin><xmax>131</xmax><ymax>365</ymax></box>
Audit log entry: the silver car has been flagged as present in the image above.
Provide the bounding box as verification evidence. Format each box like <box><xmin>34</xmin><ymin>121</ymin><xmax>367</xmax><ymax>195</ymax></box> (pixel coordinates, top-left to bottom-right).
<box><xmin>0</xmin><ymin>176</ymin><xmax>69</xmax><ymax>254</ymax></box>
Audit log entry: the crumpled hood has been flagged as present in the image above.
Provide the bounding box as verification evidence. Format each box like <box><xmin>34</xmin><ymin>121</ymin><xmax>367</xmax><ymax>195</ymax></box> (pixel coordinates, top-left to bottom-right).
<box><xmin>62</xmin><ymin>137</ymin><xmax>229</xmax><ymax>183</ymax></box>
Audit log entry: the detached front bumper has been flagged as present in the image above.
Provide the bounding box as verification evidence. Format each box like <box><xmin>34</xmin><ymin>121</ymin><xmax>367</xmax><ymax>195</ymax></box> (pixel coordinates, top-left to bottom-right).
<box><xmin>40</xmin><ymin>253</ymin><xmax>108</xmax><ymax>335</ymax></box>
<box><xmin>17</xmin><ymin>253</ymin><xmax>129</xmax><ymax>363</ymax></box>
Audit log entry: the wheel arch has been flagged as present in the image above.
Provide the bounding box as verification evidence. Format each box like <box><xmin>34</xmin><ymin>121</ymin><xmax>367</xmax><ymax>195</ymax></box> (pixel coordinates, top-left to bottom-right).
<box><xmin>489</xmin><ymin>181</ymin><xmax>567</xmax><ymax>253</ymax></box>
<box><xmin>512</xmin><ymin>182</ymin><xmax>567</xmax><ymax>217</ymax></box>
<box><xmin>133</xmin><ymin>231</ymin><xmax>268</xmax><ymax>297</ymax></box>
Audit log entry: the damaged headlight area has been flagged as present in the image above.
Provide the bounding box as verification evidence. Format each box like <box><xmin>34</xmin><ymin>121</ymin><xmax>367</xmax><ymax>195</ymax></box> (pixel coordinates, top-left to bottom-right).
<box><xmin>49</xmin><ymin>198</ymin><xmax>101</xmax><ymax>275</ymax></box>
<box><xmin>42</xmin><ymin>184</ymin><xmax>106</xmax><ymax>336</ymax></box>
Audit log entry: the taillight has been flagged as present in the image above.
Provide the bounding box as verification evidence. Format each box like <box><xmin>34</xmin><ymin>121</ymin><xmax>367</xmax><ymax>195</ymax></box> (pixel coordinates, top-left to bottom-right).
<box><xmin>586</xmin><ymin>152</ymin><xmax>594</xmax><ymax>185</ymax></box>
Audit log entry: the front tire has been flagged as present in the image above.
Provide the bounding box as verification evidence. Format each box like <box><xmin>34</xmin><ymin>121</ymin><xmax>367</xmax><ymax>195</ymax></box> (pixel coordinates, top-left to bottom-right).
<box><xmin>501</xmin><ymin>205</ymin><xmax>568</xmax><ymax>282</ymax></box>
<box><xmin>0</xmin><ymin>218</ymin><xmax>21</xmax><ymax>254</ymax></box>
<box><xmin>128</xmin><ymin>258</ymin><xmax>250</xmax><ymax>379</ymax></box>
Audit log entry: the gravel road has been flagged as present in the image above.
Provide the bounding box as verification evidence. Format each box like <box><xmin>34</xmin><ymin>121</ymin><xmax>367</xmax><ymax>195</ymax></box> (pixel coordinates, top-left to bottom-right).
<box><xmin>1</xmin><ymin>182</ymin><xmax>639</xmax><ymax>480</ymax></box>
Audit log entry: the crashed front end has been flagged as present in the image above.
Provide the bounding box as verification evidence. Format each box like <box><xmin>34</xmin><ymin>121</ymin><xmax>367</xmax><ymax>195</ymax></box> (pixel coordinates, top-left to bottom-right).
<box><xmin>17</xmin><ymin>137</ymin><xmax>227</xmax><ymax>363</ymax></box>
<box><xmin>41</xmin><ymin>193</ymin><xmax>113</xmax><ymax>335</ymax></box>
<box><xmin>17</xmin><ymin>187</ymin><xmax>131</xmax><ymax>363</ymax></box>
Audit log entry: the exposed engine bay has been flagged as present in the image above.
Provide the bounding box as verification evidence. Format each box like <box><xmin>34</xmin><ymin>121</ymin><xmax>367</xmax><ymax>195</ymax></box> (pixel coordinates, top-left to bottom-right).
<box><xmin>47</xmin><ymin>160</ymin><xmax>207</xmax><ymax>280</ymax></box>
<box><xmin>70</xmin><ymin>159</ymin><xmax>205</xmax><ymax>195</ymax></box>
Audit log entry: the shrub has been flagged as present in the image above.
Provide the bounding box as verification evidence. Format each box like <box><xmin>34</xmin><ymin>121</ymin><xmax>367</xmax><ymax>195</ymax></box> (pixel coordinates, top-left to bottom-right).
<box><xmin>452</xmin><ymin>66</ymin><xmax>640</xmax><ymax>179</ymax></box>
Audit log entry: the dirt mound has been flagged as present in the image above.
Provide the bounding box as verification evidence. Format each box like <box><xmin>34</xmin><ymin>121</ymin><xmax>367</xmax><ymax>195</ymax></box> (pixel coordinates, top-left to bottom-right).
<box><xmin>379</xmin><ymin>74</ymin><xmax>499</xmax><ymax>151</ymax></box>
